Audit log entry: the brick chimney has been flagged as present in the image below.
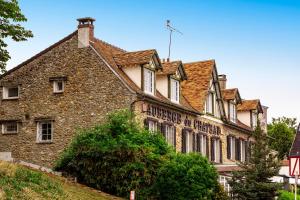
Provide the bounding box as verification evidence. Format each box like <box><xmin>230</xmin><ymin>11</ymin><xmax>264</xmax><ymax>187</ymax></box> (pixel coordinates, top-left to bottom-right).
<box><xmin>218</xmin><ymin>74</ymin><xmax>227</xmax><ymax>90</ymax></box>
<box><xmin>77</xmin><ymin>17</ymin><xmax>95</xmax><ymax>48</ymax></box>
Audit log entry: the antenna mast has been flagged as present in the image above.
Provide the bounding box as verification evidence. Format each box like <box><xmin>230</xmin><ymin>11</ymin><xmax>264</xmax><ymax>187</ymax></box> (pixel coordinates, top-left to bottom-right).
<box><xmin>166</xmin><ymin>20</ymin><xmax>183</xmax><ymax>61</ymax></box>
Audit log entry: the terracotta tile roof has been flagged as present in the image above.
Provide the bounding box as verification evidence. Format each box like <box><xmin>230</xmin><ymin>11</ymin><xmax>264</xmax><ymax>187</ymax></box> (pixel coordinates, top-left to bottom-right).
<box><xmin>222</xmin><ymin>88</ymin><xmax>237</xmax><ymax>100</ymax></box>
<box><xmin>181</xmin><ymin>60</ymin><xmax>215</xmax><ymax>112</ymax></box>
<box><xmin>90</xmin><ymin>37</ymin><xmax>198</xmax><ymax>114</ymax></box>
<box><xmin>158</xmin><ymin>61</ymin><xmax>187</xmax><ymax>80</ymax></box>
<box><xmin>237</xmin><ymin>99</ymin><xmax>263</xmax><ymax>113</ymax></box>
<box><xmin>113</xmin><ymin>49</ymin><xmax>158</xmax><ymax>66</ymax></box>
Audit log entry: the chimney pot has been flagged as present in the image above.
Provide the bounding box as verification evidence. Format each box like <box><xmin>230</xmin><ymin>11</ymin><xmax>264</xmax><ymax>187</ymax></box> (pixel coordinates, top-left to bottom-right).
<box><xmin>167</xmin><ymin>58</ymin><xmax>170</xmax><ymax>62</ymax></box>
<box><xmin>77</xmin><ymin>17</ymin><xmax>95</xmax><ymax>48</ymax></box>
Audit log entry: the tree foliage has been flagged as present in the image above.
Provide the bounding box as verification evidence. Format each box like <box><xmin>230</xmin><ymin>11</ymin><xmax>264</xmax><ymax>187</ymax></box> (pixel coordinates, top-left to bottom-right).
<box><xmin>268</xmin><ymin>117</ymin><xmax>297</xmax><ymax>160</ymax></box>
<box><xmin>55</xmin><ymin>110</ymin><xmax>222</xmax><ymax>199</ymax></box>
<box><xmin>229</xmin><ymin>120</ymin><xmax>281</xmax><ymax>200</ymax></box>
<box><xmin>0</xmin><ymin>0</ymin><xmax>33</xmax><ymax>73</ymax></box>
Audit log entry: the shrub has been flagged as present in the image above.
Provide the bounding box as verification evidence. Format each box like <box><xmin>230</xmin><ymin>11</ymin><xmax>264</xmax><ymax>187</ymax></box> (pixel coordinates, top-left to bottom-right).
<box><xmin>55</xmin><ymin>110</ymin><xmax>172</xmax><ymax>198</ymax></box>
<box><xmin>152</xmin><ymin>153</ymin><xmax>219</xmax><ymax>200</ymax></box>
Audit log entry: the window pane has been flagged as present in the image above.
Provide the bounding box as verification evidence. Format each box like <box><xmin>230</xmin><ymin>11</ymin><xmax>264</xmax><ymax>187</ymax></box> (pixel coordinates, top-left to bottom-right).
<box><xmin>8</xmin><ymin>87</ymin><xmax>18</xmax><ymax>97</ymax></box>
<box><xmin>39</xmin><ymin>122</ymin><xmax>52</xmax><ymax>142</ymax></box>
<box><xmin>144</xmin><ymin>69</ymin><xmax>154</xmax><ymax>94</ymax></box>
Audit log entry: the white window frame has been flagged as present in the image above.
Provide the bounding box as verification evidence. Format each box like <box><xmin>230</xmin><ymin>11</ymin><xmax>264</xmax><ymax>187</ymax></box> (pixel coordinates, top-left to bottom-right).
<box><xmin>219</xmin><ymin>176</ymin><xmax>231</xmax><ymax>194</ymax></box>
<box><xmin>53</xmin><ymin>80</ymin><xmax>65</xmax><ymax>93</ymax></box>
<box><xmin>3</xmin><ymin>86</ymin><xmax>19</xmax><ymax>99</ymax></box>
<box><xmin>36</xmin><ymin>121</ymin><xmax>54</xmax><ymax>143</ymax></box>
<box><xmin>2</xmin><ymin>122</ymin><xmax>18</xmax><ymax>134</ymax></box>
<box><xmin>143</xmin><ymin>68</ymin><xmax>154</xmax><ymax>95</ymax></box>
<box><xmin>186</xmin><ymin>131</ymin><xmax>193</xmax><ymax>153</ymax></box>
<box><xmin>200</xmin><ymin>134</ymin><xmax>207</xmax><ymax>156</ymax></box>
<box><xmin>230</xmin><ymin>136</ymin><xmax>236</xmax><ymax>160</ymax></box>
<box><xmin>206</xmin><ymin>92</ymin><xmax>214</xmax><ymax>114</ymax></box>
<box><xmin>240</xmin><ymin>140</ymin><xmax>246</xmax><ymax>162</ymax></box>
<box><xmin>170</xmin><ymin>78</ymin><xmax>180</xmax><ymax>103</ymax></box>
<box><xmin>148</xmin><ymin>120</ymin><xmax>158</xmax><ymax>133</ymax></box>
<box><xmin>251</xmin><ymin>111</ymin><xmax>257</xmax><ymax>128</ymax></box>
<box><xmin>213</xmin><ymin>138</ymin><xmax>221</xmax><ymax>163</ymax></box>
<box><xmin>165</xmin><ymin>125</ymin><xmax>175</xmax><ymax>147</ymax></box>
<box><xmin>229</xmin><ymin>102</ymin><xmax>237</xmax><ymax>123</ymax></box>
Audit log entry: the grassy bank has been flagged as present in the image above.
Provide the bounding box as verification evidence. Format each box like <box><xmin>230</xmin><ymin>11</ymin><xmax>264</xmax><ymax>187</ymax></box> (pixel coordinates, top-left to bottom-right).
<box><xmin>0</xmin><ymin>161</ymin><xmax>121</xmax><ymax>200</ymax></box>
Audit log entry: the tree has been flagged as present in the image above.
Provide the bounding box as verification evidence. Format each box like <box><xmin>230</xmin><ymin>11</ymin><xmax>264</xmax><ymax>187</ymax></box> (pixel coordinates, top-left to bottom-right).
<box><xmin>229</xmin><ymin>120</ymin><xmax>281</xmax><ymax>200</ymax></box>
<box><xmin>0</xmin><ymin>0</ymin><xmax>33</xmax><ymax>74</ymax></box>
<box><xmin>268</xmin><ymin>117</ymin><xmax>297</xmax><ymax>160</ymax></box>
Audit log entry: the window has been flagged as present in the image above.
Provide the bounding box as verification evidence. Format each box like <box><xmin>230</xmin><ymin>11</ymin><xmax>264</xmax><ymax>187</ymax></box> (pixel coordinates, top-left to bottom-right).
<box><xmin>2</xmin><ymin>122</ymin><xmax>18</xmax><ymax>134</ymax></box>
<box><xmin>199</xmin><ymin>134</ymin><xmax>207</xmax><ymax>156</ymax></box>
<box><xmin>219</xmin><ymin>176</ymin><xmax>231</xmax><ymax>194</ymax></box>
<box><xmin>165</xmin><ymin>124</ymin><xmax>176</xmax><ymax>147</ymax></box>
<box><xmin>143</xmin><ymin>68</ymin><xmax>154</xmax><ymax>95</ymax></box>
<box><xmin>53</xmin><ymin>80</ymin><xmax>64</xmax><ymax>93</ymax></box>
<box><xmin>37</xmin><ymin>121</ymin><xmax>53</xmax><ymax>143</ymax></box>
<box><xmin>240</xmin><ymin>140</ymin><xmax>246</xmax><ymax>162</ymax></box>
<box><xmin>3</xmin><ymin>86</ymin><xmax>19</xmax><ymax>99</ymax></box>
<box><xmin>251</xmin><ymin>111</ymin><xmax>257</xmax><ymax>128</ymax></box>
<box><xmin>148</xmin><ymin>120</ymin><xmax>157</xmax><ymax>132</ymax></box>
<box><xmin>206</xmin><ymin>92</ymin><xmax>214</xmax><ymax>114</ymax></box>
<box><xmin>229</xmin><ymin>102</ymin><xmax>237</xmax><ymax>123</ymax></box>
<box><xmin>211</xmin><ymin>138</ymin><xmax>221</xmax><ymax>163</ymax></box>
<box><xmin>227</xmin><ymin>135</ymin><xmax>236</xmax><ymax>160</ymax></box>
<box><xmin>170</xmin><ymin>78</ymin><xmax>179</xmax><ymax>103</ymax></box>
<box><xmin>182</xmin><ymin>130</ymin><xmax>194</xmax><ymax>153</ymax></box>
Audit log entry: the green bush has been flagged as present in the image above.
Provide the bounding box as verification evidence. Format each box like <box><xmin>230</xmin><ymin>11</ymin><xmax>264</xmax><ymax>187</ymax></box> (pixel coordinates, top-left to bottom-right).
<box><xmin>152</xmin><ymin>153</ymin><xmax>220</xmax><ymax>200</ymax></box>
<box><xmin>278</xmin><ymin>190</ymin><xmax>300</xmax><ymax>200</ymax></box>
<box><xmin>55</xmin><ymin>109</ymin><xmax>220</xmax><ymax>199</ymax></box>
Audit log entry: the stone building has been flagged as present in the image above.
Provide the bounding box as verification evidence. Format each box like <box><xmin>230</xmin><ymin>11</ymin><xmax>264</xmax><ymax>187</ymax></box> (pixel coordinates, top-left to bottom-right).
<box><xmin>0</xmin><ymin>17</ymin><xmax>266</xmax><ymax>192</ymax></box>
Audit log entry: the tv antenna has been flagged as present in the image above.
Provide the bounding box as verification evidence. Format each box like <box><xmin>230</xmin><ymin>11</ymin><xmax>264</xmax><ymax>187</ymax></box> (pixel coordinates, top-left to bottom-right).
<box><xmin>166</xmin><ymin>20</ymin><xmax>183</xmax><ymax>61</ymax></box>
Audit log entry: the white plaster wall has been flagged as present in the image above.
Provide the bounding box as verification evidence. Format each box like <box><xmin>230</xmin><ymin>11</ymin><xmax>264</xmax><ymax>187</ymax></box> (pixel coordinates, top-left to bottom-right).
<box><xmin>237</xmin><ymin>111</ymin><xmax>251</xmax><ymax>127</ymax></box>
<box><xmin>78</xmin><ymin>27</ymin><xmax>89</xmax><ymax>48</ymax></box>
<box><xmin>122</xmin><ymin>66</ymin><xmax>142</xmax><ymax>88</ymax></box>
<box><xmin>224</xmin><ymin>101</ymin><xmax>229</xmax><ymax>118</ymax></box>
<box><xmin>156</xmin><ymin>76</ymin><xmax>168</xmax><ymax>98</ymax></box>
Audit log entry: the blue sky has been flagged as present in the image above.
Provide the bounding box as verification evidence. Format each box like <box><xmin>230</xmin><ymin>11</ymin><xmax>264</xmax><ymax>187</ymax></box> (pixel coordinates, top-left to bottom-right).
<box><xmin>6</xmin><ymin>0</ymin><xmax>300</xmax><ymax>123</ymax></box>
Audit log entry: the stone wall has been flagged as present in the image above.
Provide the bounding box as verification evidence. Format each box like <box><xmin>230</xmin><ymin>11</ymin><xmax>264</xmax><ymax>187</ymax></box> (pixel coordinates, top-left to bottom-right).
<box><xmin>0</xmin><ymin>33</ymin><xmax>136</xmax><ymax>167</ymax></box>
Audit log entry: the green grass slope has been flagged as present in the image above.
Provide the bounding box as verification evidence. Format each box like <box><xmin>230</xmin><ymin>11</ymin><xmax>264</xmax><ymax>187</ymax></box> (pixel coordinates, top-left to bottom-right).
<box><xmin>0</xmin><ymin>161</ymin><xmax>122</xmax><ymax>200</ymax></box>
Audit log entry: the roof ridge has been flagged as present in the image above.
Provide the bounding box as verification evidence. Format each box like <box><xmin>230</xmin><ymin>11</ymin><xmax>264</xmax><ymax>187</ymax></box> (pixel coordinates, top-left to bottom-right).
<box><xmin>183</xmin><ymin>59</ymin><xmax>215</xmax><ymax>65</ymax></box>
<box><xmin>93</xmin><ymin>37</ymin><xmax>127</xmax><ymax>53</ymax></box>
<box><xmin>113</xmin><ymin>49</ymin><xmax>156</xmax><ymax>56</ymax></box>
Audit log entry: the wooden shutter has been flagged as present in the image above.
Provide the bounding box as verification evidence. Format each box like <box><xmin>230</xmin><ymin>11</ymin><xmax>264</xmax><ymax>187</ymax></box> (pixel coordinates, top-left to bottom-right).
<box><xmin>236</xmin><ymin>138</ymin><xmax>241</xmax><ymax>161</ymax></box>
<box><xmin>192</xmin><ymin>133</ymin><xmax>196</xmax><ymax>152</ymax></box>
<box><xmin>206</xmin><ymin>136</ymin><xmax>209</xmax><ymax>158</ymax></box>
<box><xmin>227</xmin><ymin>135</ymin><xmax>231</xmax><ymax>159</ymax></box>
<box><xmin>211</xmin><ymin>138</ymin><xmax>215</xmax><ymax>162</ymax></box>
<box><xmin>196</xmin><ymin>134</ymin><xmax>200</xmax><ymax>152</ymax></box>
<box><xmin>220</xmin><ymin>140</ymin><xmax>223</xmax><ymax>163</ymax></box>
<box><xmin>173</xmin><ymin>126</ymin><xmax>176</xmax><ymax>148</ymax></box>
<box><xmin>182</xmin><ymin>129</ymin><xmax>186</xmax><ymax>153</ymax></box>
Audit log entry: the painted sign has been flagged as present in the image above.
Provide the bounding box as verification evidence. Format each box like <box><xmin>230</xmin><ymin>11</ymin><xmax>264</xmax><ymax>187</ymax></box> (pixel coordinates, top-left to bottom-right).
<box><xmin>289</xmin><ymin>157</ymin><xmax>300</xmax><ymax>176</ymax></box>
<box><xmin>144</xmin><ymin>103</ymin><xmax>221</xmax><ymax>135</ymax></box>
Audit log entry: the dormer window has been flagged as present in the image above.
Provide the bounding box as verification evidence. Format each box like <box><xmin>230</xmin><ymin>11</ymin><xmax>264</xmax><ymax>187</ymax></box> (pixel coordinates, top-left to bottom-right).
<box><xmin>229</xmin><ymin>101</ymin><xmax>237</xmax><ymax>123</ymax></box>
<box><xmin>251</xmin><ymin>111</ymin><xmax>257</xmax><ymax>128</ymax></box>
<box><xmin>206</xmin><ymin>91</ymin><xmax>215</xmax><ymax>115</ymax></box>
<box><xmin>170</xmin><ymin>78</ymin><xmax>179</xmax><ymax>103</ymax></box>
<box><xmin>143</xmin><ymin>68</ymin><xmax>154</xmax><ymax>95</ymax></box>
<box><xmin>3</xmin><ymin>86</ymin><xmax>19</xmax><ymax>99</ymax></box>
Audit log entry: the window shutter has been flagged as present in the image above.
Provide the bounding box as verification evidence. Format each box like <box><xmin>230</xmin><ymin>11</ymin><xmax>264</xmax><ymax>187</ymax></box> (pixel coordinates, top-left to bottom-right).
<box><xmin>182</xmin><ymin>129</ymin><xmax>186</xmax><ymax>153</ymax></box>
<box><xmin>220</xmin><ymin>140</ymin><xmax>223</xmax><ymax>163</ymax></box>
<box><xmin>211</xmin><ymin>138</ymin><xmax>215</xmax><ymax>162</ymax></box>
<box><xmin>227</xmin><ymin>135</ymin><xmax>231</xmax><ymax>159</ymax></box>
<box><xmin>173</xmin><ymin>126</ymin><xmax>176</xmax><ymax>148</ymax></box>
<box><xmin>236</xmin><ymin>138</ymin><xmax>240</xmax><ymax>161</ymax></box>
<box><xmin>161</xmin><ymin>123</ymin><xmax>166</xmax><ymax>138</ymax></box>
<box><xmin>197</xmin><ymin>134</ymin><xmax>200</xmax><ymax>152</ymax></box>
<box><xmin>144</xmin><ymin>119</ymin><xmax>149</xmax><ymax>130</ymax></box>
<box><xmin>192</xmin><ymin>133</ymin><xmax>196</xmax><ymax>152</ymax></box>
<box><xmin>245</xmin><ymin>141</ymin><xmax>248</xmax><ymax>163</ymax></box>
<box><xmin>206</xmin><ymin>136</ymin><xmax>209</xmax><ymax>158</ymax></box>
